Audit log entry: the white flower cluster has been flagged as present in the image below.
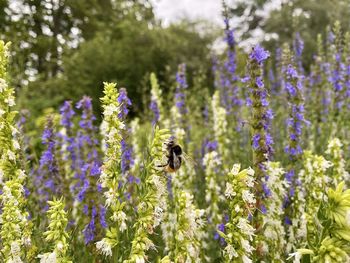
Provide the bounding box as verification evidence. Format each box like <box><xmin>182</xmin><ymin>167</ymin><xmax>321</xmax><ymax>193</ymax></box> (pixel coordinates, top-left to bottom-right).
<box><xmin>174</xmin><ymin>191</ymin><xmax>205</xmax><ymax>263</ymax></box>
<box><xmin>203</xmin><ymin>151</ymin><xmax>222</xmax><ymax>228</ymax></box>
<box><xmin>262</xmin><ymin>162</ymin><xmax>288</xmax><ymax>259</ymax></box>
<box><xmin>326</xmin><ymin>138</ymin><xmax>349</xmax><ymax>186</ymax></box>
<box><xmin>152</xmin><ymin>174</ymin><xmax>167</xmax><ymax>228</ymax></box>
<box><xmin>130</xmin><ymin>118</ymin><xmax>142</xmax><ymax>173</ymax></box>
<box><xmin>96</xmin><ymin>239</ymin><xmax>112</xmax><ymax>257</ymax></box>
<box><xmin>0</xmin><ymin>41</ymin><xmax>31</xmax><ymax>262</ymax></box>
<box><xmin>211</xmin><ymin>91</ymin><xmax>228</xmax><ymax>159</ymax></box>
<box><xmin>222</xmin><ymin>164</ymin><xmax>256</xmax><ymax>262</ymax></box>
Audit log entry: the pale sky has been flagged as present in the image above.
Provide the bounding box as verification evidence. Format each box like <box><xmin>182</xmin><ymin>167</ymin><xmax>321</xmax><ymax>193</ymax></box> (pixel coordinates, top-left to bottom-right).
<box><xmin>152</xmin><ymin>0</ymin><xmax>224</xmax><ymax>26</ymax></box>
<box><xmin>152</xmin><ymin>0</ymin><xmax>282</xmax><ymax>49</ymax></box>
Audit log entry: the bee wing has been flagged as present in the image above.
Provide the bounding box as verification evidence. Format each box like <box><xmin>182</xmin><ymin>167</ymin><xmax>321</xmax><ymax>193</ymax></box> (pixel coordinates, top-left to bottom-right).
<box><xmin>181</xmin><ymin>151</ymin><xmax>197</xmax><ymax>168</ymax></box>
<box><xmin>172</xmin><ymin>152</ymin><xmax>181</xmax><ymax>168</ymax></box>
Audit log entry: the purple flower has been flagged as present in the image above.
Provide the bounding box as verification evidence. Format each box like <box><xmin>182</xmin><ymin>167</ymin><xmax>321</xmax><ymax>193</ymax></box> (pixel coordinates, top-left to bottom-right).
<box><xmin>76</xmin><ymin>96</ymin><xmax>96</xmax><ymax>130</ymax></box>
<box><xmin>118</xmin><ymin>88</ymin><xmax>132</xmax><ymax>120</ymax></box>
<box><xmin>249</xmin><ymin>44</ymin><xmax>270</xmax><ymax>64</ymax></box>
<box><xmin>284</xmin><ymin>217</ymin><xmax>292</xmax><ymax>225</ymax></box>
<box><xmin>60</xmin><ymin>101</ymin><xmax>75</xmax><ymax>129</ymax></box>
<box><xmin>37</xmin><ymin>117</ymin><xmax>62</xmax><ymax>208</ymax></box>
<box><xmin>149</xmin><ymin>100</ymin><xmax>160</xmax><ymax>125</ymax></box>
<box><xmin>99</xmin><ymin>205</ymin><xmax>107</xmax><ymax>228</ymax></box>
<box><xmin>241</xmin><ymin>76</ymin><xmax>250</xmax><ymax>83</ymax></box>
<box><xmin>252</xmin><ymin>133</ymin><xmax>260</xmax><ymax>149</ymax></box>
<box><xmin>256</xmin><ymin>77</ymin><xmax>264</xmax><ymax>88</ymax></box>
<box><xmin>175</xmin><ymin>63</ymin><xmax>188</xmax><ymax>116</ymax></box>
<box><xmin>293</xmin><ymin>32</ymin><xmax>304</xmax><ymax>58</ymax></box>
<box><xmin>83</xmin><ymin>206</ymin><xmax>96</xmax><ymax>244</ymax></box>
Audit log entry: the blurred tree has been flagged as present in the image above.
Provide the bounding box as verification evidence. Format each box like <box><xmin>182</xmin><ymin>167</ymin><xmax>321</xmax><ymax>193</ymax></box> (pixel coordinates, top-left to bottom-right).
<box><xmin>0</xmin><ymin>0</ymin><xmax>214</xmax><ymax>119</ymax></box>
<box><xmin>0</xmin><ymin>0</ymin><xmax>155</xmax><ymax>84</ymax></box>
<box><xmin>15</xmin><ymin>20</ymin><xmax>214</xmax><ymax>118</ymax></box>
<box><xmin>228</xmin><ymin>0</ymin><xmax>350</xmax><ymax>68</ymax></box>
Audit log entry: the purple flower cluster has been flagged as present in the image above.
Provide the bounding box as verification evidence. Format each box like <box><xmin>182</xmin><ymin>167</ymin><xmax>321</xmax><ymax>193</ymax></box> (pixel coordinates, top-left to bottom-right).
<box><xmin>294</xmin><ymin>32</ymin><xmax>304</xmax><ymax>58</ymax></box>
<box><xmin>329</xmin><ymin>54</ymin><xmax>346</xmax><ymax>110</ymax></box>
<box><xmin>149</xmin><ymin>99</ymin><xmax>160</xmax><ymax>125</ymax></box>
<box><xmin>219</xmin><ymin>17</ymin><xmax>242</xmax><ymax>115</ymax></box>
<box><xmin>224</xmin><ymin>18</ymin><xmax>236</xmax><ymax>77</ymax></box>
<box><xmin>59</xmin><ymin>101</ymin><xmax>77</xmax><ymax>169</ymax></box>
<box><xmin>60</xmin><ymin>101</ymin><xmax>75</xmax><ymax>129</ymax></box>
<box><xmin>118</xmin><ymin>88</ymin><xmax>132</xmax><ymax>120</ymax></box>
<box><xmin>284</xmin><ymin>65</ymin><xmax>307</xmax><ymax>159</ymax></box>
<box><xmin>117</xmin><ymin>89</ymin><xmax>135</xmax><ymax>178</ymax></box>
<box><xmin>248</xmin><ymin>44</ymin><xmax>273</xmax><ymax>201</ymax></box>
<box><xmin>74</xmin><ymin>96</ymin><xmax>106</xmax><ymax>244</ymax></box>
<box><xmin>76</xmin><ymin>96</ymin><xmax>96</xmax><ymax>130</ymax></box>
<box><xmin>37</xmin><ymin>117</ymin><xmax>61</xmax><ymax>208</ymax></box>
<box><xmin>175</xmin><ymin>63</ymin><xmax>188</xmax><ymax>115</ymax></box>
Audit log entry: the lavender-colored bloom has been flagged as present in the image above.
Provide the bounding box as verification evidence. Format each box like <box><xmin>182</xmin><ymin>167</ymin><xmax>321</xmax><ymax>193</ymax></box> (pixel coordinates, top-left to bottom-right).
<box><xmin>149</xmin><ymin>100</ymin><xmax>160</xmax><ymax>125</ymax></box>
<box><xmin>284</xmin><ymin>64</ymin><xmax>307</xmax><ymax>161</ymax></box>
<box><xmin>252</xmin><ymin>134</ymin><xmax>260</xmax><ymax>149</ymax></box>
<box><xmin>59</xmin><ymin>101</ymin><xmax>77</xmax><ymax>171</ymax></box>
<box><xmin>121</xmin><ymin>139</ymin><xmax>134</xmax><ymax>176</ymax></box>
<box><xmin>256</xmin><ymin>77</ymin><xmax>264</xmax><ymax>88</ymax></box>
<box><xmin>37</xmin><ymin>117</ymin><xmax>62</xmax><ymax>208</ymax></box>
<box><xmin>328</xmin><ymin>31</ymin><xmax>335</xmax><ymax>44</ymax></box>
<box><xmin>284</xmin><ymin>216</ymin><xmax>292</xmax><ymax>225</ymax></box>
<box><xmin>241</xmin><ymin>76</ymin><xmax>250</xmax><ymax>83</ymax></box>
<box><xmin>248</xmin><ymin>44</ymin><xmax>273</xmax><ymax>203</ymax></box>
<box><xmin>118</xmin><ymin>88</ymin><xmax>132</xmax><ymax>120</ymax></box>
<box><xmin>206</xmin><ymin>140</ymin><xmax>218</xmax><ymax>152</ymax></box>
<box><xmin>249</xmin><ymin>44</ymin><xmax>270</xmax><ymax>64</ymax></box>
<box><xmin>60</xmin><ymin>101</ymin><xmax>75</xmax><ymax>129</ymax></box>
<box><xmin>293</xmin><ymin>32</ymin><xmax>304</xmax><ymax>58</ymax></box>
<box><xmin>175</xmin><ymin>63</ymin><xmax>188</xmax><ymax>116</ymax></box>
<box><xmin>74</xmin><ymin>96</ymin><xmax>105</xmax><ymax>243</ymax></box>
<box><xmin>99</xmin><ymin>205</ymin><xmax>107</xmax><ymax>228</ymax></box>
<box><xmin>83</xmin><ymin>206</ymin><xmax>96</xmax><ymax>244</ymax></box>
<box><xmin>76</xmin><ymin>96</ymin><xmax>96</xmax><ymax>130</ymax></box>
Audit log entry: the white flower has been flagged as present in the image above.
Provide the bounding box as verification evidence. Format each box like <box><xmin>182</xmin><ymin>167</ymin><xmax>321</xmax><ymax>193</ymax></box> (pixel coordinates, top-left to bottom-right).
<box><xmin>17</xmin><ymin>170</ymin><xmax>26</xmax><ymax>181</ymax></box>
<box><xmin>10</xmin><ymin>242</ymin><xmax>21</xmax><ymax>257</ymax></box>
<box><xmin>96</xmin><ymin>239</ymin><xmax>112</xmax><ymax>257</ymax></box>
<box><xmin>7</xmin><ymin>150</ymin><xmax>16</xmax><ymax>161</ymax></box>
<box><xmin>237</xmin><ymin>218</ymin><xmax>255</xmax><ymax>237</ymax></box>
<box><xmin>234</xmin><ymin>205</ymin><xmax>240</xmax><ymax>213</ymax></box>
<box><xmin>0</xmin><ymin>169</ymin><xmax>3</xmax><ymax>184</ymax></box>
<box><xmin>104</xmin><ymin>189</ymin><xmax>116</xmax><ymax>207</ymax></box>
<box><xmin>245</xmin><ymin>175</ymin><xmax>255</xmax><ymax>188</ymax></box>
<box><xmin>0</xmin><ymin>109</ymin><xmax>5</xmax><ymax>116</ymax></box>
<box><xmin>287</xmin><ymin>252</ymin><xmax>302</xmax><ymax>263</ymax></box>
<box><xmin>135</xmin><ymin>256</ymin><xmax>145</xmax><ymax>263</ymax></box>
<box><xmin>242</xmin><ymin>254</ymin><xmax>253</xmax><ymax>263</ymax></box>
<box><xmin>111</xmin><ymin>211</ymin><xmax>127</xmax><ymax>232</ymax></box>
<box><xmin>38</xmin><ymin>252</ymin><xmax>57</xmax><ymax>263</ymax></box>
<box><xmin>0</xmin><ymin>78</ymin><xmax>7</xmax><ymax>92</ymax></box>
<box><xmin>5</xmin><ymin>95</ymin><xmax>15</xmax><ymax>106</ymax></box>
<box><xmin>225</xmin><ymin>244</ymin><xmax>238</xmax><ymax>259</ymax></box>
<box><xmin>10</xmin><ymin>126</ymin><xmax>19</xmax><ymax>136</ymax></box>
<box><xmin>242</xmin><ymin>190</ymin><xmax>256</xmax><ymax>204</ymax></box>
<box><xmin>12</xmin><ymin>140</ymin><xmax>20</xmax><ymax>150</ymax></box>
<box><xmin>231</xmin><ymin>164</ymin><xmax>241</xmax><ymax>175</ymax></box>
<box><xmin>225</xmin><ymin>183</ymin><xmax>236</xmax><ymax>198</ymax></box>
<box><xmin>246</xmin><ymin>167</ymin><xmax>255</xmax><ymax>176</ymax></box>
<box><xmin>104</xmin><ymin>104</ymin><xmax>119</xmax><ymax>117</ymax></box>
<box><xmin>240</xmin><ymin>238</ymin><xmax>254</xmax><ymax>253</ymax></box>
<box><xmin>153</xmin><ymin>206</ymin><xmax>164</xmax><ymax>227</ymax></box>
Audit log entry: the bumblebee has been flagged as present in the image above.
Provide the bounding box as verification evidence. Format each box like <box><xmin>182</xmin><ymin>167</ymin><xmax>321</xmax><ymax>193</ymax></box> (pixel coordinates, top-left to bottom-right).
<box><xmin>157</xmin><ymin>139</ymin><xmax>195</xmax><ymax>173</ymax></box>
<box><xmin>157</xmin><ymin>139</ymin><xmax>182</xmax><ymax>173</ymax></box>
